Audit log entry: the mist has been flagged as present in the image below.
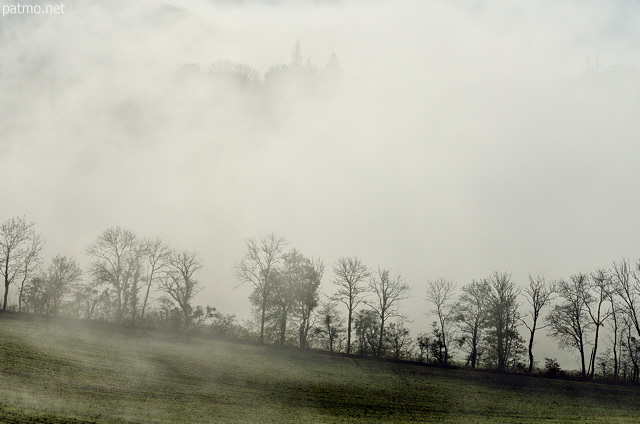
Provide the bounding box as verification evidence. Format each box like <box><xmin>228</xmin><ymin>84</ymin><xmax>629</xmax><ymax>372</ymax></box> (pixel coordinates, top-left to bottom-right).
<box><xmin>3</xmin><ymin>0</ymin><xmax>640</xmax><ymax>368</ymax></box>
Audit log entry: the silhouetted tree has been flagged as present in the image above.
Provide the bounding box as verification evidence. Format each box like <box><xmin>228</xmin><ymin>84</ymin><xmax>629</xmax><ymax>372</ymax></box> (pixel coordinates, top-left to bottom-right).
<box><xmin>384</xmin><ymin>320</ymin><xmax>414</xmax><ymax>360</ymax></box>
<box><xmin>86</xmin><ymin>227</ymin><xmax>142</xmax><ymax>323</ymax></box>
<box><xmin>140</xmin><ymin>237</ymin><xmax>171</xmax><ymax>321</ymax></box>
<box><xmin>620</xmin><ymin>316</ymin><xmax>640</xmax><ymax>382</ymax></box>
<box><xmin>425</xmin><ymin>278</ymin><xmax>457</xmax><ymax>365</ymax></box>
<box><xmin>547</xmin><ymin>273</ymin><xmax>592</xmax><ymax>377</ymax></box>
<box><xmin>43</xmin><ymin>255</ymin><xmax>83</xmax><ymax>315</ymax></box>
<box><xmin>544</xmin><ymin>357</ymin><xmax>562</xmax><ymax>377</ymax></box>
<box><xmin>235</xmin><ymin>233</ymin><xmax>287</xmax><ymax>344</ymax></box>
<box><xmin>69</xmin><ymin>279</ymin><xmax>107</xmax><ymax>320</ymax></box>
<box><xmin>429</xmin><ymin>321</ymin><xmax>450</xmax><ymax>365</ymax></box>
<box><xmin>159</xmin><ymin>250</ymin><xmax>202</xmax><ymax>328</ymax></box>
<box><xmin>586</xmin><ymin>268</ymin><xmax>612</xmax><ymax>378</ymax></box>
<box><xmin>456</xmin><ymin>279</ymin><xmax>490</xmax><ymax>368</ymax></box>
<box><xmin>416</xmin><ymin>333</ymin><xmax>432</xmax><ymax>363</ymax></box>
<box><xmin>23</xmin><ymin>274</ymin><xmax>46</xmax><ymax>314</ymax></box>
<box><xmin>520</xmin><ymin>276</ymin><xmax>555</xmax><ymax>373</ymax></box>
<box><xmin>485</xmin><ymin>272</ymin><xmax>520</xmax><ymax>371</ymax></box>
<box><xmin>368</xmin><ymin>268</ymin><xmax>410</xmax><ymax>357</ymax></box>
<box><xmin>0</xmin><ymin>216</ymin><xmax>42</xmax><ymax>310</ymax></box>
<box><xmin>296</xmin><ymin>257</ymin><xmax>323</xmax><ymax>349</ymax></box>
<box><xmin>354</xmin><ymin>309</ymin><xmax>379</xmax><ymax>356</ymax></box>
<box><xmin>268</xmin><ymin>250</ymin><xmax>303</xmax><ymax>345</ymax></box>
<box><xmin>17</xmin><ymin>233</ymin><xmax>44</xmax><ymax>312</ymax></box>
<box><xmin>607</xmin><ymin>285</ymin><xmax>623</xmax><ymax>380</ymax></box>
<box><xmin>611</xmin><ymin>259</ymin><xmax>640</xmax><ymax>341</ymax></box>
<box><xmin>331</xmin><ymin>257</ymin><xmax>370</xmax><ymax>354</ymax></box>
<box><xmin>315</xmin><ymin>301</ymin><xmax>344</xmax><ymax>352</ymax></box>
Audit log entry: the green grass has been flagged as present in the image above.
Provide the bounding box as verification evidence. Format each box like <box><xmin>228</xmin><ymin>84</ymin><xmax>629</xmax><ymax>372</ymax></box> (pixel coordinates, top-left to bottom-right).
<box><xmin>1</xmin><ymin>314</ymin><xmax>640</xmax><ymax>423</ymax></box>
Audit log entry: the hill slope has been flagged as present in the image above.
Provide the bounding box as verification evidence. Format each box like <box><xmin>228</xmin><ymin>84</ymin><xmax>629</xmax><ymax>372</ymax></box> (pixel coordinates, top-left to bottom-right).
<box><xmin>1</xmin><ymin>314</ymin><xmax>639</xmax><ymax>423</ymax></box>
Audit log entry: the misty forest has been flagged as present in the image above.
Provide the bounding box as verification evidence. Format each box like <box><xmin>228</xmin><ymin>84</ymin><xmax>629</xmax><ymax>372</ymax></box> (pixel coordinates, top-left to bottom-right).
<box><xmin>3</xmin><ymin>1</ymin><xmax>640</xmax><ymax>423</ymax></box>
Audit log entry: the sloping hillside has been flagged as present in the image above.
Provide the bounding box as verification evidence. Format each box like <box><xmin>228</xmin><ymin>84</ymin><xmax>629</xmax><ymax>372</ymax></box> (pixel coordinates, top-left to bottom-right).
<box><xmin>1</xmin><ymin>313</ymin><xmax>639</xmax><ymax>423</ymax></box>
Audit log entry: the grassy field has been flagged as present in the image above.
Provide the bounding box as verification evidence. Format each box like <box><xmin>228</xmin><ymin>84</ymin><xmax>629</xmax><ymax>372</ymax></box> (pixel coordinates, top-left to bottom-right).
<box><xmin>1</xmin><ymin>314</ymin><xmax>640</xmax><ymax>423</ymax></box>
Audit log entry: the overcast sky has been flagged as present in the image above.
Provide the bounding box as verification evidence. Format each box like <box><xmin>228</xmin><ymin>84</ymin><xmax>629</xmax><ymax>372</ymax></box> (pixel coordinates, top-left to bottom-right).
<box><xmin>2</xmin><ymin>0</ymin><xmax>640</xmax><ymax>368</ymax></box>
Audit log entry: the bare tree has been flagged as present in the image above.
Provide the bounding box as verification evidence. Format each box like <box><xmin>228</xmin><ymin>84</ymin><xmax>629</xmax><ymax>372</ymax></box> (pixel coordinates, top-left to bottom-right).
<box><xmin>368</xmin><ymin>268</ymin><xmax>410</xmax><ymax>358</ymax></box>
<box><xmin>384</xmin><ymin>320</ymin><xmax>414</xmax><ymax>360</ymax></box>
<box><xmin>140</xmin><ymin>237</ymin><xmax>171</xmax><ymax>320</ymax></box>
<box><xmin>234</xmin><ymin>233</ymin><xmax>287</xmax><ymax>344</ymax></box>
<box><xmin>43</xmin><ymin>254</ymin><xmax>83</xmax><ymax>315</ymax></box>
<box><xmin>331</xmin><ymin>257</ymin><xmax>370</xmax><ymax>354</ymax></box>
<box><xmin>520</xmin><ymin>276</ymin><xmax>555</xmax><ymax>373</ymax></box>
<box><xmin>354</xmin><ymin>309</ymin><xmax>379</xmax><ymax>356</ymax></box>
<box><xmin>260</xmin><ymin>250</ymin><xmax>323</xmax><ymax>347</ymax></box>
<box><xmin>315</xmin><ymin>300</ymin><xmax>344</xmax><ymax>352</ymax></box>
<box><xmin>456</xmin><ymin>279</ymin><xmax>490</xmax><ymax>368</ymax></box>
<box><xmin>86</xmin><ymin>227</ymin><xmax>142</xmax><ymax>322</ymax></box>
<box><xmin>484</xmin><ymin>272</ymin><xmax>520</xmax><ymax>371</ymax></box>
<box><xmin>268</xmin><ymin>250</ymin><xmax>303</xmax><ymax>345</ymax></box>
<box><xmin>0</xmin><ymin>216</ymin><xmax>42</xmax><ymax>311</ymax></box>
<box><xmin>297</xmin><ymin>257</ymin><xmax>323</xmax><ymax>349</ymax></box>
<box><xmin>69</xmin><ymin>279</ymin><xmax>107</xmax><ymax>320</ymax></box>
<box><xmin>607</xmin><ymin>287</ymin><xmax>622</xmax><ymax>380</ymax></box>
<box><xmin>159</xmin><ymin>250</ymin><xmax>203</xmax><ymax>327</ymax></box>
<box><xmin>17</xmin><ymin>233</ymin><xmax>45</xmax><ymax>312</ymax></box>
<box><xmin>425</xmin><ymin>278</ymin><xmax>457</xmax><ymax>365</ymax></box>
<box><xmin>619</xmin><ymin>314</ymin><xmax>640</xmax><ymax>382</ymax></box>
<box><xmin>585</xmin><ymin>268</ymin><xmax>612</xmax><ymax>379</ymax></box>
<box><xmin>611</xmin><ymin>259</ymin><xmax>640</xmax><ymax>339</ymax></box>
<box><xmin>23</xmin><ymin>255</ymin><xmax>82</xmax><ymax>315</ymax></box>
<box><xmin>23</xmin><ymin>274</ymin><xmax>47</xmax><ymax>314</ymax></box>
<box><xmin>547</xmin><ymin>273</ymin><xmax>592</xmax><ymax>377</ymax></box>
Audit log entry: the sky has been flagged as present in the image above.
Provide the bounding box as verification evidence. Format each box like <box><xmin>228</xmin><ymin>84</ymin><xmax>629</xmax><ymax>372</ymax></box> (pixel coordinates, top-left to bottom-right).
<box><xmin>2</xmin><ymin>0</ymin><xmax>640</xmax><ymax>369</ymax></box>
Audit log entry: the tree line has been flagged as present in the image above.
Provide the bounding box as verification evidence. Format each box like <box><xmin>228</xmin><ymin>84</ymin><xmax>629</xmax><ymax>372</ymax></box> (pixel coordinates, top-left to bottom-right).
<box><xmin>0</xmin><ymin>217</ymin><xmax>224</xmax><ymax>332</ymax></box>
<box><xmin>2</xmin><ymin>217</ymin><xmax>640</xmax><ymax>382</ymax></box>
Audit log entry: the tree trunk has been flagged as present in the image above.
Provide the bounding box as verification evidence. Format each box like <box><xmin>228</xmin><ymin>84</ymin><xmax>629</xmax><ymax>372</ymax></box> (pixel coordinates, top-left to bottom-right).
<box><xmin>346</xmin><ymin>305</ymin><xmax>353</xmax><ymax>354</ymax></box>
<box><xmin>440</xmin><ymin>317</ymin><xmax>448</xmax><ymax>365</ymax></box>
<box><xmin>279</xmin><ymin>311</ymin><xmax>287</xmax><ymax>346</ymax></box>
<box><xmin>589</xmin><ymin>324</ymin><xmax>600</xmax><ymax>379</ymax></box>
<box><xmin>140</xmin><ymin>271</ymin><xmax>154</xmax><ymax>320</ymax></box>
<box><xmin>260</xmin><ymin>294</ymin><xmax>267</xmax><ymax>344</ymax></box>
<box><xmin>579</xmin><ymin>338</ymin><xmax>586</xmax><ymax>377</ymax></box>
<box><xmin>299</xmin><ymin>323</ymin><xmax>305</xmax><ymax>349</ymax></box>
<box><xmin>528</xmin><ymin>330</ymin><xmax>535</xmax><ymax>373</ymax></box>
<box><xmin>3</xmin><ymin>255</ymin><xmax>10</xmax><ymax>311</ymax></box>
<box><xmin>18</xmin><ymin>277</ymin><xmax>27</xmax><ymax>312</ymax></box>
<box><xmin>3</xmin><ymin>281</ymin><xmax>9</xmax><ymax>311</ymax></box>
<box><xmin>377</xmin><ymin>316</ymin><xmax>385</xmax><ymax>358</ymax></box>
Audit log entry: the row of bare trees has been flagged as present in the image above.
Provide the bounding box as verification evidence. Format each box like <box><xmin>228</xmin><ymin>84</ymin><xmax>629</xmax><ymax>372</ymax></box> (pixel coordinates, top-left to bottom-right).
<box><xmin>330</xmin><ymin>257</ymin><xmax>411</xmax><ymax>358</ymax></box>
<box><xmin>81</xmin><ymin>227</ymin><xmax>205</xmax><ymax>328</ymax></box>
<box><xmin>234</xmin><ymin>234</ymin><xmax>324</xmax><ymax>348</ymax></box>
<box><xmin>234</xmin><ymin>234</ymin><xmax>412</xmax><ymax>358</ymax></box>
<box><xmin>422</xmin><ymin>264</ymin><xmax>640</xmax><ymax>381</ymax></box>
<box><xmin>546</xmin><ymin>263</ymin><xmax>640</xmax><ymax>381</ymax></box>
<box><xmin>233</xmin><ymin>234</ymin><xmax>640</xmax><ymax>378</ymax></box>
<box><xmin>0</xmin><ymin>217</ymin><xmax>207</xmax><ymax>330</ymax></box>
<box><xmin>425</xmin><ymin>273</ymin><xmax>523</xmax><ymax>372</ymax></box>
<box><xmin>5</xmin><ymin>220</ymin><xmax>640</xmax><ymax>379</ymax></box>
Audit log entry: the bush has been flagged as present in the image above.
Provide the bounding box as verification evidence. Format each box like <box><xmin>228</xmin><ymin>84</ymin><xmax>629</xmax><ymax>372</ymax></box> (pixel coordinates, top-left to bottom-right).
<box><xmin>544</xmin><ymin>357</ymin><xmax>562</xmax><ymax>378</ymax></box>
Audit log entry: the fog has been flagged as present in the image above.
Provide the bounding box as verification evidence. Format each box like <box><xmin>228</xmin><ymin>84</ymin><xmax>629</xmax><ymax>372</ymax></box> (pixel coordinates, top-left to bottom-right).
<box><xmin>3</xmin><ymin>0</ymin><xmax>640</xmax><ymax>368</ymax></box>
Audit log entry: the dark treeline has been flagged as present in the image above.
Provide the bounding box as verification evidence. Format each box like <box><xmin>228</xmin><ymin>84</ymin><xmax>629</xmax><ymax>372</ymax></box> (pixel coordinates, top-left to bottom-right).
<box><xmin>2</xmin><ymin>217</ymin><xmax>640</xmax><ymax>383</ymax></box>
<box><xmin>175</xmin><ymin>40</ymin><xmax>342</xmax><ymax>98</ymax></box>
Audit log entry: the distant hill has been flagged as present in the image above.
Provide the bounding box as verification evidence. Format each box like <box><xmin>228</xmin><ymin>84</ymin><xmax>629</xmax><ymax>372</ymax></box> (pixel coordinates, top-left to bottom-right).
<box><xmin>1</xmin><ymin>312</ymin><xmax>640</xmax><ymax>423</ymax></box>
